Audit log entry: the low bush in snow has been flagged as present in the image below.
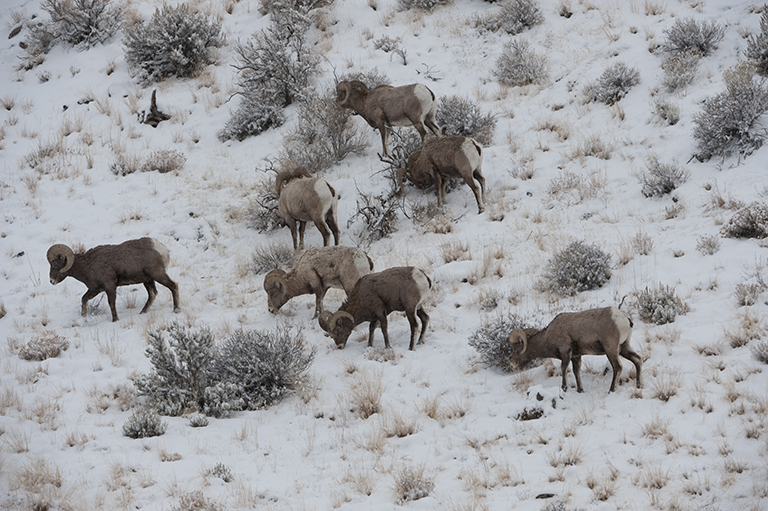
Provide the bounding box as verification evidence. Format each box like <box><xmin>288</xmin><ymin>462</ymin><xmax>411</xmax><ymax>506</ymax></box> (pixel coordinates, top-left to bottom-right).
<box><xmin>639</xmin><ymin>156</ymin><xmax>689</xmax><ymax>198</ymax></box>
<box><xmin>635</xmin><ymin>285</ymin><xmax>687</xmax><ymax>325</ymax></box>
<box><xmin>661</xmin><ymin>50</ymin><xmax>700</xmax><ymax>92</ymax></box>
<box><xmin>752</xmin><ymin>339</ymin><xmax>768</xmax><ymax>364</ymax></box>
<box><xmin>435</xmin><ymin>95</ymin><xmax>497</xmax><ymax>146</ymax></box>
<box><xmin>122</xmin><ymin>407</ymin><xmax>167</xmax><ymax>438</ymax></box>
<box><xmin>475</xmin><ymin>0</ymin><xmax>544</xmax><ymax>35</ymax></box>
<box><xmin>661</xmin><ymin>17</ymin><xmax>724</xmax><ymax>58</ymax></box>
<box><xmin>398</xmin><ymin>0</ymin><xmax>449</xmax><ymax>11</ymax></box>
<box><xmin>19</xmin><ymin>332</ymin><xmax>69</xmax><ymax>361</ymax></box>
<box><xmin>537</xmin><ymin>241</ymin><xmax>612</xmax><ymax>297</ymax></box>
<box><xmin>123</xmin><ymin>4</ymin><xmax>222</xmax><ymax>85</ymax></box>
<box><xmin>348</xmin><ymin>189</ymin><xmax>402</xmax><ymax>246</ymax></box>
<box><xmin>171</xmin><ymin>491</ymin><xmax>223</xmax><ymax>511</ymax></box>
<box><xmin>494</xmin><ymin>39</ymin><xmax>548</xmax><ymax>87</ymax></box>
<box><xmin>393</xmin><ymin>465</ymin><xmax>434</xmax><ymax>504</ymax></box>
<box><xmin>696</xmin><ymin>234</ymin><xmax>721</xmax><ymax>255</ymax></box>
<box><xmin>585</xmin><ymin>62</ymin><xmax>640</xmax><ymax>105</ymax></box>
<box><xmin>468</xmin><ymin>313</ymin><xmax>533</xmax><ymax>371</ymax></box>
<box><xmin>721</xmin><ymin>201</ymin><xmax>768</xmax><ymax>239</ymax></box>
<box><xmin>246</xmin><ymin>173</ymin><xmax>286</xmax><ymax>233</ymax></box>
<box><xmin>692</xmin><ymin>70</ymin><xmax>768</xmax><ymax>162</ymax></box>
<box><xmin>140</xmin><ymin>150</ymin><xmax>187</xmax><ymax>174</ymax></box>
<box><xmin>746</xmin><ymin>11</ymin><xmax>768</xmax><ymax>77</ymax></box>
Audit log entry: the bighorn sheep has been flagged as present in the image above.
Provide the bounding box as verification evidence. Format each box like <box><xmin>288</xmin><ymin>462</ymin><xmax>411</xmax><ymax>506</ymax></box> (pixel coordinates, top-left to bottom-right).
<box><xmin>276</xmin><ymin>167</ymin><xmax>340</xmax><ymax>251</ymax></box>
<box><xmin>507</xmin><ymin>307</ymin><xmax>642</xmax><ymax>393</ymax></box>
<box><xmin>336</xmin><ymin>80</ymin><xmax>441</xmax><ymax>157</ymax></box>
<box><xmin>318</xmin><ymin>266</ymin><xmax>431</xmax><ymax>351</ymax></box>
<box><xmin>264</xmin><ymin>246</ymin><xmax>374</xmax><ymax>318</ymax></box>
<box><xmin>47</xmin><ymin>237</ymin><xmax>180</xmax><ymax>322</ymax></box>
<box><xmin>397</xmin><ymin>135</ymin><xmax>486</xmax><ymax>213</ymax></box>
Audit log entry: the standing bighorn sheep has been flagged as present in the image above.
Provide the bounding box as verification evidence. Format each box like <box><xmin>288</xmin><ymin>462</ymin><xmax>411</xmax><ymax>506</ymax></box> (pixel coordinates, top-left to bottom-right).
<box><xmin>318</xmin><ymin>266</ymin><xmax>432</xmax><ymax>351</ymax></box>
<box><xmin>397</xmin><ymin>135</ymin><xmax>486</xmax><ymax>213</ymax></box>
<box><xmin>264</xmin><ymin>246</ymin><xmax>373</xmax><ymax>318</ymax></box>
<box><xmin>508</xmin><ymin>307</ymin><xmax>642</xmax><ymax>393</ymax></box>
<box><xmin>276</xmin><ymin>167</ymin><xmax>340</xmax><ymax>251</ymax></box>
<box><xmin>336</xmin><ymin>80</ymin><xmax>441</xmax><ymax>157</ymax></box>
<box><xmin>47</xmin><ymin>237</ymin><xmax>180</xmax><ymax>322</ymax></box>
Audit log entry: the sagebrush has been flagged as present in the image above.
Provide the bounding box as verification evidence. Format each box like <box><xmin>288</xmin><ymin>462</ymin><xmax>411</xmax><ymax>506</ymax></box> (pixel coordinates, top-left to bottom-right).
<box><xmin>495</xmin><ymin>39</ymin><xmax>548</xmax><ymax>87</ymax></box>
<box><xmin>746</xmin><ymin>10</ymin><xmax>768</xmax><ymax>76</ymax></box>
<box><xmin>476</xmin><ymin>0</ymin><xmax>544</xmax><ymax>35</ymax></box>
<box><xmin>721</xmin><ymin>201</ymin><xmax>768</xmax><ymax>239</ymax></box>
<box><xmin>468</xmin><ymin>313</ymin><xmax>533</xmax><ymax>371</ymax></box>
<box><xmin>661</xmin><ymin>17</ymin><xmax>724</xmax><ymax>58</ymax></box>
<box><xmin>436</xmin><ymin>95</ymin><xmax>496</xmax><ymax>146</ymax></box>
<box><xmin>586</xmin><ymin>62</ymin><xmax>640</xmax><ymax>105</ymax></box>
<box><xmin>538</xmin><ymin>241</ymin><xmax>612</xmax><ymax>297</ymax></box>
<box><xmin>122</xmin><ymin>407</ymin><xmax>167</xmax><ymax>438</ymax></box>
<box><xmin>635</xmin><ymin>285</ymin><xmax>687</xmax><ymax>325</ymax></box>
<box><xmin>639</xmin><ymin>156</ymin><xmax>689</xmax><ymax>198</ymax></box>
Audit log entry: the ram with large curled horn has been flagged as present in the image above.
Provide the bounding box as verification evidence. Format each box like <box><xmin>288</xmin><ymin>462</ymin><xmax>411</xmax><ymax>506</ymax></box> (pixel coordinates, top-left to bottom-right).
<box><xmin>318</xmin><ymin>266</ymin><xmax>432</xmax><ymax>351</ymax></box>
<box><xmin>336</xmin><ymin>80</ymin><xmax>441</xmax><ymax>157</ymax></box>
<box><xmin>47</xmin><ymin>237</ymin><xmax>180</xmax><ymax>322</ymax></box>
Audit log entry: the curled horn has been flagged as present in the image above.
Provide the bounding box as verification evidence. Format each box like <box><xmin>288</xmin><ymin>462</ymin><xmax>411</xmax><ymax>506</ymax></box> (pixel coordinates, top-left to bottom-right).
<box><xmin>47</xmin><ymin>244</ymin><xmax>75</xmax><ymax>273</ymax></box>
<box><xmin>318</xmin><ymin>311</ymin><xmax>333</xmax><ymax>332</ymax></box>
<box><xmin>508</xmin><ymin>329</ymin><xmax>528</xmax><ymax>355</ymax></box>
<box><xmin>336</xmin><ymin>82</ymin><xmax>351</xmax><ymax>106</ymax></box>
<box><xmin>330</xmin><ymin>311</ymin><xmax>354</xmax><ymax>331</ymax></box>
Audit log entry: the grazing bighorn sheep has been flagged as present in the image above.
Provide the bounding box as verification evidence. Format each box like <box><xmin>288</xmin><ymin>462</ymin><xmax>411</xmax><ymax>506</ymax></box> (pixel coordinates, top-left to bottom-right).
<box><xmin>318</xmin><ymin>266</ymin><xmax>431</xmax><ymax>351</ymax></box>
<box><xmin>264</xmin><ymin>246</ymin><xmax>374</xmax><ymax>318</ymax></box>
<box><xmin>46</xmin><ymin>237</ymin><xmax>180</xmax><ymax>322</ymax></box>
<box><xmin>397</xmin><ymin>135</ymin><xmax>486</xmax><ymax>213</ymax></box>
<box><xmin>336</xmin><ymin>80</ymin><xmax>441</xmax><ymax>157</ymax></box>
<box><xmin>276</xmin><ymin>166</ymin><xmax>340</xmax><ymax>251</ymax></box>
<box><xmin>508</xmin><ymin>307</ymin><xmax>642</xmax><ymax>393</ymax></box>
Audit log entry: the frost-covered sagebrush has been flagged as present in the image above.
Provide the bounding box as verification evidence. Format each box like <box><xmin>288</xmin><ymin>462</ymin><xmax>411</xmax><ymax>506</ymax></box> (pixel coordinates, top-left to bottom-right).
<box><xmin>134</xmin><ymin>323</ymin><xmax>217</xmax><ymax>416</ymax></box>
<box><xmin>538</xmin><ymin>241</ymin><xmax>612</xmax><ymax>297</ymax></box>
<box><xmin>436</xmin><ymin>95</ymin><xmax>497</xmax><ymax>146</ymax></box>
<box><xmin>721</xmin><ymin>201</ymin><xmax>768</xmax><ymax>239</ymax></box>
<box><xmin>18</xmin><ymin>332</ymin><xmax>69</xmax><ymax>361</ymax></box>
<box><xmin>495</xmin><ymin>39</ymin><xmax>548</xmax><ymax>87</ymax></box>
<box><xmin>205</xmin><ymin>327</ymin><xmax>315</xmax><ymax>416</ymax></box>
<box><xmin>635</xmin><ymin>285</ymin><xmax>687</xmax><ymax>325</ymax></box>
<box><xmin>746</xmin><ymin>11</ymin><xmax>768</xmax><ymax>77</ymax></box>
<box><xmin>692</xmin><ymin>72</ymin><xmax>768</xmax><ymax>162</ymax></box>
<box><xmin>123</xmin><ymin>4</ymin><xmax>222</xmax><ymax>85</ymax></box>
<box><xmin>468</xmin><ymin>313</ymin><xmax>533</xmax><ymax>371</ymax></box>
<box><xmin>476</xmin><ymin>0</ymin><xmax>544</xmax><ymax>35</ymax></box>
<box><xmin>398</xmin><ymin>0</ymin><xmax>449</xmax><ymax>11</ymax></box>
<box><xmin>639</xmin><ymin>156</ymin><xmax>689</xmax><ymax>198</ymax></box>
<box><xmin>586</xmin><ymin>62</ymin><xmax>640</xmax><ymax>105</ymax></box>
<box><xmin>122</xmin><ymin>407</ymin><xmax>167</xmax><ymax>438</ymax></box>
<box><xmin>348</xmin><ymin>189</ymin><xmax>402</xmax><ymax>246</ymax></box>
<box><xmin>661</xmin><ymin>17</ymin><xmax>724</xmax><ymax>58</ymax></box>
<box><xmin>43</xmin><ymin>0</ymin><xmax>122</xmax><ymax>49</ymax></box>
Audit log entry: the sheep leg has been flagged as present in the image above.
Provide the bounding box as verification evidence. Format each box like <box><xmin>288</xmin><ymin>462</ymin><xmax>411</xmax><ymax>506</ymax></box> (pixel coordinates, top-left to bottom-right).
<box><xmin>141</xmin><ymin>281</ymin><xmax>158</xmax><ymax>313</ymax></box>
<box><xmin>620</xmin><ymin>343</ymin><xmax>643</xmax><ymax>389</ymax></box>
<box><xmin>424</xmin><ymin>112</ymin><xmax>441</xmax><ymax>137</ymax></box>
<box><xmin>81</xmin><ymin>288</ymin><xmax>101</xmax><ymax>316</ymax></box>
<box><xmin>314</xmin><ymin>219</ymin><xmax>332</xmax><ymax>247</ymax></box>
<box><xmin>406</xmin><ymin>114</ymin><xmax>428</xmax><ymax>141</ymax></box>
<box><xmin>105</xmin><ymin>287</ymin><xmax>119</xmax><ymax>322</ymax></box>
<box><xmin>406</xmin><ymin>309</ymin><xmax>419</xmax><ymax>351</ymax></box>
<box><xmin>606</xmin><ymin>352</ymin><xmax>623</xmax><ymax>393</ymax></box>
<box><xmin>416</xmin><ymin>307</ymin><xmax>429</xmax><ymax>346</ymax></box>
<box><xmin>560</xmin><ymin>355</ymin><xmax>571</xmax><ymax>391</ymax></box>
<box><xmin>378</xmin><ymin>123</ymin><xmax>390</xmax><ymax>157</ymax></box>
<box><xmin>155</xmin><ymin>273</ymin><xmax>180</xmax><ymax>312</ymax></box>
<box><xmin>286</xmin><ymin>218</ymin><xmax>300</xmax><ymax>251</ymax></box>
<box><xmin>368</xmin><ymin>319</ymin><xmax>379</xmax><ymax>347</ymax></box>
<box><xmin>572</xmin><ymin>356</ymin><xmax>584</xmax><ymax>393</ymax></box>
<box><xmin>312</xmin><ymin>286</ymin><xmax>327</xmax><ymax>319</ymax></box>
<box><xmin>298</xmin><ymin>221</ymin><xmax>307</xmax><ymax>250</ymax></box>
<box><xmin>326</xmin><ymin>210</ymin><xmax>340</xmax><ymax>246</ymax></box>
<box><xmin>464</xmin><ymin>175</ymin><xmax>485</xmax><ymax>214</ymax></box>
<box><xmin>472</xmin><ymin>170</ymin><xmax>486</xmax><ymax>213</ymax></box>
<box><xmin>378</xmin><ymin>315</ymin><xmax>391</xmax><ymax>349</ymax></box>
<box><xmin>433</xmin><ymin>173</ymin><xmax>445</xmax><ymax>207</ymax></box>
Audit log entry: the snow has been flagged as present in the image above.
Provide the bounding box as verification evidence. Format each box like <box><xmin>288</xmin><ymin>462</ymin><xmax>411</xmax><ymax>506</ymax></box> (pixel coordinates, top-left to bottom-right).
<box><xmin>1</xmin><ymin>0</ymin><xmax>767</xmax><ymax>509</ymax></box>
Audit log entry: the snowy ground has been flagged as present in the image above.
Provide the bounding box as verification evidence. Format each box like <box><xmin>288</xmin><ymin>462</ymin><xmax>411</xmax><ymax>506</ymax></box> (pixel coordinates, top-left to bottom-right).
<box><xmin>1</xmin><ymin>0</ymin><xmax>768</xmax><ymax>510</ymax></box>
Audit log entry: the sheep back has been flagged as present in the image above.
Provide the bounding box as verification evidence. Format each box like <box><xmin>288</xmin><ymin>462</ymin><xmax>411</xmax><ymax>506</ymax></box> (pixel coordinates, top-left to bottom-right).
<box><xmin>278</xmin><ymin>178</ymin><xmax>337</xmax><ymax>223</ymax></box>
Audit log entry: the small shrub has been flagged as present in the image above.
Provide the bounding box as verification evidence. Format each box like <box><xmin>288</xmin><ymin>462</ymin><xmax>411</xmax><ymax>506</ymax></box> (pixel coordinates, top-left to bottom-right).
<box><xmin>537</xmin><ymin>241</ymin><xmax>612</xmax><ymax>297</ymax></box>
<box><xmin>746</xmin><ymin>11</ymin><xmax>768</xmax><ymax>77</ymax></box>
<box><xmin>468</xmin><ymin>313</ymin><xmax>533</xmax><ymax>371</ymax></box>
<box><xmin>393</xmin><ymin>465</ymin><xmax>434</xmax><ymax>504</ymax></box>
<box><xmin>476</xmin><ymin>0</ymin><xmax>544</xmax><ymax>35</ymax></box>
<box><xmin>134</xmin><ymin>323</ymin><xmax>217</xmax><ymax>416</ymax></box>
<box><xmin>217</xmin><ymin>90</ymin><xmax>286</xmax><ymax>142</ymax></box>
<box><xmin>661</xmin><ymin>50</ymin><xmax>700</xmax><ymax>91</ymax></box>
<box><xmin>734</xmin><ymin>283</ymin><xmax>762</xmax><ymax>307</ymax></box>
<box><xmin>249</xmin><ymin>243</ymin><xmax>296</xmax><ymax>275</ymax></box>
<box><xmin>205</xmin><ymin>327</ymin><xmax>315</xmax><ymax>416</ymax></box>
<box><xmin>208</xmin><ymin>463</ymin><xmax>233</xmax><ymax>483</ymax></box>
<box><xmin>586</xmin><ymin>62</ymin><xmax>640</xmax><ymax>105</ymax></box>
<box><xmin>692</xmin><ymin>73</ymin><xmax>768</xmax><ymax>162</ymax></box>
<box><xmin>494</xmin><ymin>39</ymin><xmax>548</xmax><ymax>87</ymax></box>
<box><xmin>398</xmin><ymin>0</ymin><xmax>448</xmax><ymax>11</ymax></box>
<box><xmin>435</xmin><ymin>95</ymin><xmax>496</xmax><ymax>146</ymax></box>
<box><xmin>639</xmin><ymin>156</ymin><xmax>690</xmax><ymax>198</ymax></box>
<box><xmin>171</xmin><ymin>491</ymin><xmax>223</xmax><ymax>511</ymax></box>
<box><xmin>652</xmin><ymin>97</ymin><xmax>680</xmax><ymax>125</ymax></box>
<box><xmin>123</xmin><ymin>4</ymin><xmax>223</xmax><ymax>85</ymax></box>
<box><xmin>373</xmin><ymin>36</ymin><xmax>407</xmax><ymax>65</ymax></box>
<box><xmin>721</xmin><ymin>202</ymin><xmax>768</xmax><ymax>239</ymax></box>
<box><xmin>348</xmin><ymin>189</ymin><xmax>402</xmax><ymax>246</ymax></box>
<box><xmin>246</xmin><ymin>174</ymin><xmax>286</xmax><ymax>233</ymax></box>
<box><xmin>19</xmin><ymin>332</ymin><xmax>69</xmax><ymax>361</ymax></box>
<box><xmin>751</xmin><ymin>339</ymin><xmax>768</xmax><ymax>364</ymax></box>
<box><xmin>43</xmin><ymin>0</ymin><xmax>122</xmax><ymax>49</ymax></box>
<box><xmin>696</xmin><ymin>234</ymin><xmax>721</xmax><ymax>255</ymax></box>
<box><xmin>661</xmin><ymin>17</ymin><xmax>724</xmax><ymax>57</ymax></box>
<box><xmin>636</xmin><ymin>285</ymin><xmax>687</xmax><ymax>325</ymax></box>
<box><xmin>259</xmin><ymin>0</ymin><xmax>327</xmax><ymax>14</ymax></box>
<box><xmin>279</xmin><ymin>86</ymin><xmax>369</xmax><ymax>171</ymax></box>
<box><xmin>188</xmin><ymin>414</ymin><xmax>209</xmax><ymax>428</ymax></box>
<box><xmin>140</xmin><ymin>150</ymin><xmax>186</xmax><ymax>174</ymax></box>
<box><xmin>122</xmin><ymin>407</ymin><xmax>167</xmax><ymax>438</ymax></box>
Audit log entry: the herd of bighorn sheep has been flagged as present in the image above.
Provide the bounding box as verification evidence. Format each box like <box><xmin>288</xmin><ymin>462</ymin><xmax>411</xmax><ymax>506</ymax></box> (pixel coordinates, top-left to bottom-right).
<box><xmin>46</xmin><ymin>79</ymin><xmax>643</xmax><ymax>394</ymax></box>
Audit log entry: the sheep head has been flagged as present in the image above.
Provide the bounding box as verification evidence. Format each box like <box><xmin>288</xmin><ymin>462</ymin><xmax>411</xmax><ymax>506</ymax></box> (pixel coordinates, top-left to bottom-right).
<box><xmin>335</xmin><ymin>80</ymin><xmax>368</xmax><ymax>108</ymax></box>
<box><xmin>508</xmin><ymin>328</ymin><xmax>529</xmax><ymax>355</ymax></box>
<box><xmin>47</xmin><ymin>244</ymin><xmax>75</xmax><ymax>284</ymax></box>
<box><xmin>318</xmin><ymin>310</ymin><xmax>355</xmax><ymax>349</ymax></box>
<box><xmin>263</xmin><ymin>269</ymin><xmax>289</xmax><ymax>314</ymax></box>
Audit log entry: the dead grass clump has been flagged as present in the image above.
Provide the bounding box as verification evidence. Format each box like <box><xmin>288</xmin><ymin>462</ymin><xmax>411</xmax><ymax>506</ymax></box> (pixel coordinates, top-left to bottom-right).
<box><xmin>393</xmin><ymin>464</ymin><xmax>434</xmax><ymax>504</ymax></box>
<box><xmin>18</xmin><ymin>331</ymin><xmax>69</xmax><ymax>361</ymax></box>
<box><xmin>348</xmin><ymin>369</ymin><xmax>385</xmax><ymax>419</ymax></box>
<box><xmin>724</xmin><ymin>308</ymin><xmax>766</xmax><ymax>348</ymax></box>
